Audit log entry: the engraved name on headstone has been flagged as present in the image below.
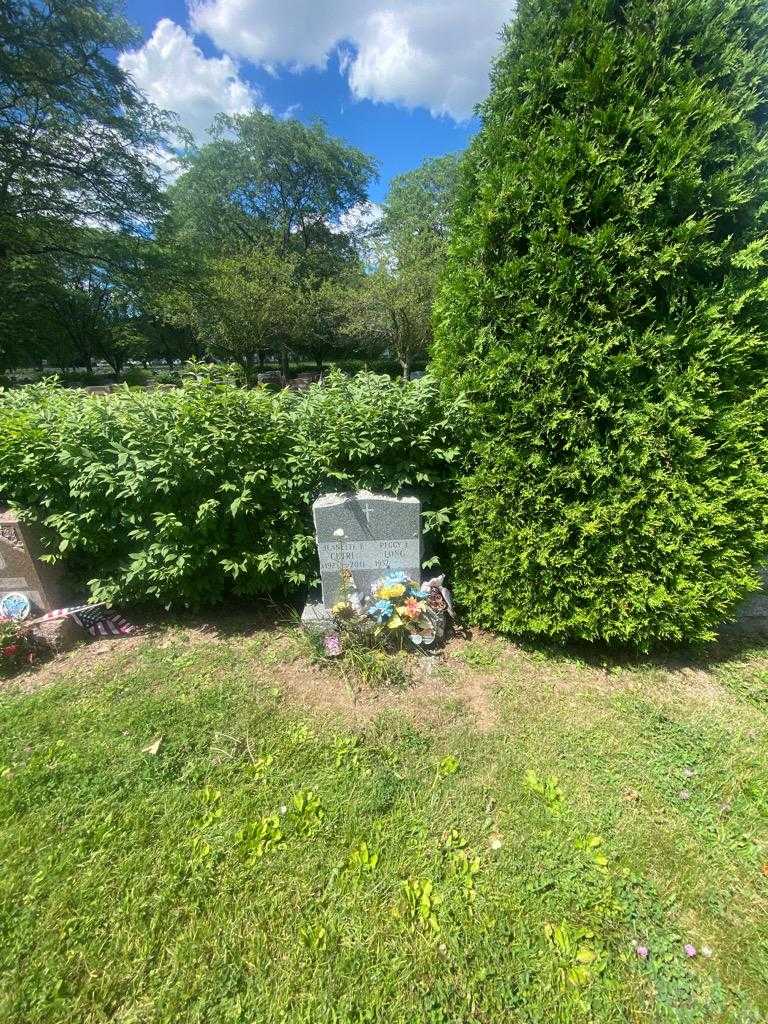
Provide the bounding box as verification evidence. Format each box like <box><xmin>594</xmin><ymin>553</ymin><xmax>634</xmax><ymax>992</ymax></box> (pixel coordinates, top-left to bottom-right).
<box><xmin>313</xmin><ymin>491</ymin><xmax>422</xmax><ymax>607</ymax></box>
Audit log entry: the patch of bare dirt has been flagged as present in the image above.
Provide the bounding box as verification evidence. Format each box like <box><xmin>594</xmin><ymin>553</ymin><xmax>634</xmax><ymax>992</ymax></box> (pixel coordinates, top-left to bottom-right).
<box><xmin>1</xmin><ymin>633</ymin><xmax>145</xmax><ymax>694</ymax></box>
<box><xmin>262</xmin><ymin>647</ymin><xmax>501</xmax><ymax>733</ymax></box>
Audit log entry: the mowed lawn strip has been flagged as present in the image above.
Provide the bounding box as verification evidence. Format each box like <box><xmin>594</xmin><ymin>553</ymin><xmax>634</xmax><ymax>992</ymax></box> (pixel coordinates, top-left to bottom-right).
<box><xmin>0</xmin><ymin>627</ymin><xmax>766</xmax><ymax>1023</ymax></box>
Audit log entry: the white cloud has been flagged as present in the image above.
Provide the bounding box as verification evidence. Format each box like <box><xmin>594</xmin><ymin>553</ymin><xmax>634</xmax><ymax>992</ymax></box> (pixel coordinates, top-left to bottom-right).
<box><xmin>189</xmin><ymin>0</ymin><xmax>511</xmax><ymax>120</ymax></box>
<box><xmin>119</xmin><ymin>18</ymin><xmax>266</xmax><ymax>143</ymax></box>
<box><xmin>335</xmin><ymin>201</ymin><xmax>383</xmax><ymax>236</ymax></box>
<box><xmin>331</xmin><ymin>202</ymin><xmax>384</xmax><ymax>267</ymax></box>
<box><xmin>143</xmin><ymin>144</ymin><xmax>184</xmax><ymax>186</ymax></box>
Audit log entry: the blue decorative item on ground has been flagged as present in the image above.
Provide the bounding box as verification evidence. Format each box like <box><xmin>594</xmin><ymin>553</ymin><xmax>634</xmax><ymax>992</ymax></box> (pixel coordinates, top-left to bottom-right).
<box><xmin>0</xmin><ymin>592</ymin><xmax>31</xmax><ymax>620</ymax></box>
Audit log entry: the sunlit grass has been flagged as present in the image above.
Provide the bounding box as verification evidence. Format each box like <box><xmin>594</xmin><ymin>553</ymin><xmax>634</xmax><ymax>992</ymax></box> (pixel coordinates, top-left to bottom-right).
<box><xmin>0</xmin><ymin>627</ymin><xmax>766</xmax><ymax>1023</ymax></box>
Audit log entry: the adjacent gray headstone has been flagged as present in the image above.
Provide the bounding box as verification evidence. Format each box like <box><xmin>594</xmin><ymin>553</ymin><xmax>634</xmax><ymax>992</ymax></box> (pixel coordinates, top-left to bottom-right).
<box><xmin>301</xmin><ymin>491</ymin><xmax>422</xmax><ymax>630</ymax></box>
<box><xmin>0</xmin><ymin>508</ymin><xmax>71</xmax><ymax>614</ymax></box>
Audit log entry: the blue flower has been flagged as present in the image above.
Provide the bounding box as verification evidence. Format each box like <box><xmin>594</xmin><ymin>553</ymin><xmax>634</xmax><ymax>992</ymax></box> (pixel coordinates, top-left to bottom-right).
<box><xmin>383</xmin><ymin>572</ymin><xmax>408</xmax><ymax>585</ymax></box>
<box><xmin>369</xmin><ymin>599</ymin><xmax>394</xmax><ymax>623</ymax></box>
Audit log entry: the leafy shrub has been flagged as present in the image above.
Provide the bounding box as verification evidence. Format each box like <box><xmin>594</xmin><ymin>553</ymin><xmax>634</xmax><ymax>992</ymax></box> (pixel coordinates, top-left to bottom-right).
<box><xmin>0</xmin><ymin>371</ymin><xmax>462</xmax><ymax>608</ymax></box>
<box><xmin>433</xmin><ymin>0</ymin><xmax>768</xmax><ymax>646</ymax></box>
<box><xmin>120</xmin><ymin>366</ymin><xmax>152</xmax><ymax>387</ymax></box>
<box><xmin>153</xmin><ymin>368</ymin><xmax>182</xmax><ymax>386</ymax></box>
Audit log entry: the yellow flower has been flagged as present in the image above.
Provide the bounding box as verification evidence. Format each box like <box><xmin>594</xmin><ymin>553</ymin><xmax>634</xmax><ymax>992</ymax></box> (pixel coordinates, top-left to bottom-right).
<box><xmin>379</xmin><ymin>583</ymin><xmax>406</xmax><ymax>600</ymax></box>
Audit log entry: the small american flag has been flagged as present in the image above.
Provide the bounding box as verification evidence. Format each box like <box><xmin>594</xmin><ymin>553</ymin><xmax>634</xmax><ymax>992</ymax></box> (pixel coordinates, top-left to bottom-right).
<box><xmin>32</xmin><ymin>604</ymin><xmax>136</xmax><ymax>637</ymax></box>
<box><xmin>73</xmin><ymin>606</ymin><xmax>135</xmax><ymax>637</ymax></box>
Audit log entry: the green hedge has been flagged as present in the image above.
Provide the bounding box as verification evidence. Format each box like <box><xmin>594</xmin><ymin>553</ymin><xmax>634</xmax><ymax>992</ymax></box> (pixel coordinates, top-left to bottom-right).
<box><xmin>434</xmin><ymin>0</ymin><xmax>768</xmax><ymax>647</ymax></box>
<box><xmin>0</xmin><ymin>372</ymin><xmax>462</xmax><ymax>608</ymax></box>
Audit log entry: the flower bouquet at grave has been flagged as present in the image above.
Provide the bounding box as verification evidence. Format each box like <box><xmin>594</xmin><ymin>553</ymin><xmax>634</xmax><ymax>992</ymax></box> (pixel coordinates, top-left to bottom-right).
<box><xmin>367</xmin><ymin>573</ymin><xmax>435</xmax><ymax>644</ymax></box>
<box><xmin>0</xmin><ymin>616</ymin><xmax>48</xmax><ymax>677</ymax></box>
<box><xmin>329</xmin><ymin>572</ymin><xmax>454</xmax><ymax>652</ymax></box>
<box><xmin>372</xmin><ymin>573</ymin><xmax>455</xmax><ymax>647</ymax></box>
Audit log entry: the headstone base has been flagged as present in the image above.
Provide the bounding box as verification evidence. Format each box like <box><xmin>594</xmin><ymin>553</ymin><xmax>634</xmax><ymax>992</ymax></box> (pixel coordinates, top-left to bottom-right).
<box><xmin>36</xmin><ymin>615</ymin><xmax>86</xmax><ymax>653</ymax></box>
<box><xmin>300</xmin><ymin>600</ymin><xmax>336</xmax><ymax>635</ymax></box>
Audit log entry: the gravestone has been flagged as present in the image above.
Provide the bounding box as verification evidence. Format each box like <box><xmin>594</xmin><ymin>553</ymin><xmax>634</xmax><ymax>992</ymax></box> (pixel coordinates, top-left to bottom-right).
<box><xmin>0</xmin><ymin>508</ymin><xmax>70</xmax><ymax>615</ymax></box>
<box><xmin>301</xmin><ymin>491</ymin><xmax>422</xmax><ymax>630</ymax></box>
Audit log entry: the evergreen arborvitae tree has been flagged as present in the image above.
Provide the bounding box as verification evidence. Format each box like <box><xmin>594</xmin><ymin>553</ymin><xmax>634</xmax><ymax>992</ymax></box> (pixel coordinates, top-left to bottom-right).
<box><xmin>434</xmin><ymin>0</ymin><xmax>768</xmax><ymax>646</ymax></box>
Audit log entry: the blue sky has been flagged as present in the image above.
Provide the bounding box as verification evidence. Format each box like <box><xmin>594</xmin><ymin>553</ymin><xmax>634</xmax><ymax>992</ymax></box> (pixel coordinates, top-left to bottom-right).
<box><xmin>120</xmin><ymin>0</ymin><xmax>513</xmax><ymax>203</ymax></box>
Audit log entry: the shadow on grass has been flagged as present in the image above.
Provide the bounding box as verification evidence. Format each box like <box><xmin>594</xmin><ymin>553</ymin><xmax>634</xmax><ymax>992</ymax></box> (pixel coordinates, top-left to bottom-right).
<box><xmin>114</xmin><ymin>590</ymin><xmax>768</xmax><ymax>677</ymax></box>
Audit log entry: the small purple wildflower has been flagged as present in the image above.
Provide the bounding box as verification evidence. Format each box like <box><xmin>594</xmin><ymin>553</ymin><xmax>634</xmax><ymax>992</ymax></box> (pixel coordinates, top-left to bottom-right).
<box><xmin>684</xmin><ymin>944</ymin><xmax>697</xmax><ymax>958</ymax></box>
<box><xmin>324</xmin><ymin>633</ymin><xmax>342</xmax><ymax>657</ymax></box>
<box><xmin>635</xmin><ymin>945</ymin><xmax>649</xmax><ymax>960</ymax></box>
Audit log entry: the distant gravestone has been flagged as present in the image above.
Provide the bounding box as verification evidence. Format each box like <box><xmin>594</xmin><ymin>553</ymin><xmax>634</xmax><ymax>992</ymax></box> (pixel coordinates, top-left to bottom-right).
<box><xmin>0</xmin><ymin>508</ymin><xmax>70</xmax><ymax>615</ymax></box>
<box><xmin>302</xmin><ymin>491</ymin><xmax>422</xmax><ymax>629</ymax></box>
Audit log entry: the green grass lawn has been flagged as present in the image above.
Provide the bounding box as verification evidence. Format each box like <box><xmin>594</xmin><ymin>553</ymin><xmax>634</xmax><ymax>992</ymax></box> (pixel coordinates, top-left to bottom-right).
<box><xmin>1</xmin><ymin>621</ymin><xmax>766</xmax><ymax>1023</ymax></box>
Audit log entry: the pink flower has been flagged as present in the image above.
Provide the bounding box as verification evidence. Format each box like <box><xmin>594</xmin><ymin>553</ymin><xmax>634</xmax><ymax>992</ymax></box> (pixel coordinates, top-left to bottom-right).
<box><xmin>635</xmin><ymin>945</ymin><xmax>649</xmax><ymax>959</ymax></box>
<box><xmin>324</xmin><ymin>633</ymin><xmax>342</xmax><ymax>657</ymax></box>
<box><xmin>2</xmin><ymin>644</ymin><xmax>18</xmax><ymax>658</ymax></box>
<box><xmin>684</xmin><ymin>944</ymin><xmax>697</xmax><ymax>958</ymax></box>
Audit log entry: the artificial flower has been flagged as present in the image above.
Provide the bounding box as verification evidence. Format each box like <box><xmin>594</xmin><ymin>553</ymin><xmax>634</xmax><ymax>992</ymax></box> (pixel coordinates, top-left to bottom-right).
<box><xmin>382</xmin><ymin>572</ymin><xmax>408</xmax><ymax>584</ymax></box>
<box><xmin>332</xmin><ymin>601</ymin><xmax>354</xmax><ymax>620</ymax></box>
<box><xmin>401</xmin><ymin>597</ymin><xmax>423</xmax><ymax>620</ymax></box>
<box><xmin>324</xmin><ymin>634</ymin><xmax>342</xmax><ymax>657</ymax></box>
<box><xmin>2</xmin><ymin>644</ymin><xmax>18</xmax><ymax>658</ymax></box>
<box><xmin>369</xmin><ymin>599</ymin><xmax>394</xmax><ymax>623</ymax></box>
<box><xmin>378</xmin><ymin>583</ymin><xmax>406</xmax><ymax>600</ymax></box>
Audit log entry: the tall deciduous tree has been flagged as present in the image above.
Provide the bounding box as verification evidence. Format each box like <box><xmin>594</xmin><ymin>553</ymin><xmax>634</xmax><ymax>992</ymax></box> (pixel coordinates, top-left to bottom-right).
<box><xmin>167</xmin><ymin>111</ymin><xmax>377</xmax><ymax>261</ymax></box>
<box><xmin>434</xmin><ymin>0</ymin><xmax>768</xmax><ymax>646</ymax></box>
<box><xmin>23</xmin><ymin>231</ymin><xmax>147</xmax><ymax>374</ymax></box>
<box><xmin>344</xmin><ymin>264</ymin><xmax>434</xmax><ymax>379</ymax></box>
<box><xmin>294</xmin><ymin>275</ymin><xmax>360</xmax><ymax>372</ymax></box>
<box><xmin>345</xmin><ymin>154</ymin><xmax>461</xmax><ymax>378</ymax></box>
<box><xmin>0</xmin><ymin>0</ymin><xmax>171</xmax><ymax>261</ymax></box>
<box><xmin>378</xmin><ymin>154</ymin><xmax>461</xmax><ymax>266</ymax></box>
<box><xmin>199</xmin><ymin>246</ymin><xmax>301</xmax><ymax>382</ymax></box>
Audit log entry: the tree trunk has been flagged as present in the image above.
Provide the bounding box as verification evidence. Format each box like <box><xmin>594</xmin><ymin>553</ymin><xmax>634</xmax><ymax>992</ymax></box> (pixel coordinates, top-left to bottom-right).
<box><xmin>279</xmin><ymin>343</ymin><xmax>289</xmax><ymax>385</ymax></box>
<box><xmin>243</xmin><ymin>351</ymin><xmax>256</xmax><ymax>387</ymax></box>
<box><xmin>400</xmin><ymin>358</ymin><xmax>410</xmax><ymax>380</ymax></box>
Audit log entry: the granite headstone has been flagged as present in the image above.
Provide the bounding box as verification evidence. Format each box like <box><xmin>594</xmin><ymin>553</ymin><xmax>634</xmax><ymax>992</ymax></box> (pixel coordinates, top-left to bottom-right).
<box><xmin>301</xmin><ymin>491</ymin><xmax>422</xmax><ymax>630</ymax></box>
<box><xmin>0</xmin><ymin>508</ymin><xmax>70</xmax><ymax>615</ymax></box>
